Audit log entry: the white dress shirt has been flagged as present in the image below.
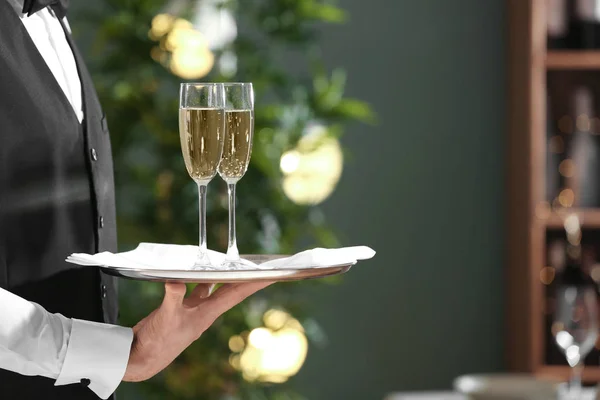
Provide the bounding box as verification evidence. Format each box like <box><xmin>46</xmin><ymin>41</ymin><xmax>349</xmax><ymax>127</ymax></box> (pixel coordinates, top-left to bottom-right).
<box><xmin>10</xmin><ymin>0</ymin><xmax>83</xmax><ymax>122</ymax></box>
<box><xmin>1</xmin><ymin>1</ymin><xmax>134</xmax><ymax>399</ymax></box>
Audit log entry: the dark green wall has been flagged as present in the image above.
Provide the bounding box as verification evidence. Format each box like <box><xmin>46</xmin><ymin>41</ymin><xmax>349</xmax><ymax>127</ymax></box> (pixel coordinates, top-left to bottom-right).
<box><xmin>293</xmin><ymin>0</ymin><xmax>506</xmax><ymax>398</ymax></box>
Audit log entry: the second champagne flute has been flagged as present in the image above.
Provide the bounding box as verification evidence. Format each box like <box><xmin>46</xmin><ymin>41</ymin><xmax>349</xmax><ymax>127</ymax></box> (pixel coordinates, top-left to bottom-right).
<box><xmin>218</xmin><ymin>83</ymin><xmax>254</xmax><ymax>269</ymax></box>
<box><xmin>179</xmin><ymin>83</ymin><xmax>225</xmax><ymax>268</ymax></box>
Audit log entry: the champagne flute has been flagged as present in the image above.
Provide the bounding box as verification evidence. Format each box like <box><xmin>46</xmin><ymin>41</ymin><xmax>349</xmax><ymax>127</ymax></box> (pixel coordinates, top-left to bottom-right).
<box><xmin>179</xmin><ymin>83</ymin><xmax>225</xmax><ymax>268</ymax></box>
<box><xmin>554</xmin><ymin>280</ymin><xmax>598</xmax><ymax>400</ymax></box>
<box><xmin>218</xmin><ymin>83</ymin><xmax>254</xmax><ymax>269</ymax></box>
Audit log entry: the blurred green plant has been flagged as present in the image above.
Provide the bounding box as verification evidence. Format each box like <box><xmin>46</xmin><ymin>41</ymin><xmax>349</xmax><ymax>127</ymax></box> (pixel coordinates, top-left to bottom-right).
<box><xmin>72</xmin><ymin>0</ymin><xmax>374</xmax><ymax>398</ymax></box>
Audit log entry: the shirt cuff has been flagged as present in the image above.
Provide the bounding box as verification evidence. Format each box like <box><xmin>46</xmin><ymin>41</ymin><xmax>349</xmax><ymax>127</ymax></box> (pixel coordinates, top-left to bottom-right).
<box><xmin>54</xmin><ymin>319</ymin><xmax>133</xmax><ymax>399</ymax></box>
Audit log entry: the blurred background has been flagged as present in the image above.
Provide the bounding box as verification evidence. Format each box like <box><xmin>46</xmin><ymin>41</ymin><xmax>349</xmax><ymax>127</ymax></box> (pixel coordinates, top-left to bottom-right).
<box><xmin>68</xmin><ymin>0</ymin><xmax>508</xmax><ymax>399</ymax></box>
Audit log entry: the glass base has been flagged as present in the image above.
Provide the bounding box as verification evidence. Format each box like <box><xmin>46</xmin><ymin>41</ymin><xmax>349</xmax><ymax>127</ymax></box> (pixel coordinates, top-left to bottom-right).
<box><xmin>191</xmin><ymin>261</ymin><xmax>216</xmax><ymax>270</ymax></box>
<box><xmin>191</xmin><ymin>251</ymin><xmax>215</xmax><ymax>270</ymax></box>
<box><xmin>219</xmin><ymin>259</ymin><xmax>256</xmax><ymax>270</ymax></box>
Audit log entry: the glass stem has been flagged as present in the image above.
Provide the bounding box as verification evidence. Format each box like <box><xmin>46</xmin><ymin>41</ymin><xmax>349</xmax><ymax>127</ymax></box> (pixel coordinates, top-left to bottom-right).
<box><xmin>226</xmin><ymin>182</ymin><xmax>240</xmax><ymax>261</ymax></box>
<box><xmin>196</xmin><ymin>183</ymin><xmax>210</xmax><ymax>266</ymax></box>
<box><xmin>569</xmin><ymin>363</ymin><xmax>583</xmax><ymax>400</ymax></box>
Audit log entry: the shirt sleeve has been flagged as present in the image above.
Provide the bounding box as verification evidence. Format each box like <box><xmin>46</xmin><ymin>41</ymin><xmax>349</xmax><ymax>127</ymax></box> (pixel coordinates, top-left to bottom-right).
<box><xmin>55</xmin><ymin>318</ymin><xmax>133</xmax><ymax>399</ymax></box>
<box><xmin>0</xmin><ymin>287</ymin><xmax>133</xmax><ymax>399</ymax></box>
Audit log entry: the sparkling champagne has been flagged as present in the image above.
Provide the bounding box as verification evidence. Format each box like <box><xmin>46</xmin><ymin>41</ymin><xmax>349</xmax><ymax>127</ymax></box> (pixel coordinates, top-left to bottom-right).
<box><xmin>179</xmin><ymin>108</ymin><xmax>225</xmax><ymax>183</ymax></box>
<box><xmin>218</xmin><ymin>110</ymin><xmax>254</xmax><ymax>182</ymax></box>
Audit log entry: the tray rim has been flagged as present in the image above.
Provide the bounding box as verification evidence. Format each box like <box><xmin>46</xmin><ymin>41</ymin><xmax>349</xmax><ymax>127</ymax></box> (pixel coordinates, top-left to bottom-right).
<box><xmin>99</xmin><ymin>261</ymin><xmax>355</xmax><ymax>283</ymax></box>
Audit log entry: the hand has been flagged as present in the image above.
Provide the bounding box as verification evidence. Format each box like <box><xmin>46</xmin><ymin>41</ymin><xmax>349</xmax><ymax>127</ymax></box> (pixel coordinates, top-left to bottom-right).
<box><xmin>122</xmin><ymin>281</ymin><xmax>272</xmax><ymax>382</ymax></box>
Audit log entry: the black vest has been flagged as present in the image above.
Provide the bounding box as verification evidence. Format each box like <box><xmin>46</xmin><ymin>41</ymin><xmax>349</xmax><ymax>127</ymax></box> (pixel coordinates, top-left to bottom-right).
<box><xmin>0</xmin><ymin>4</ymin><xmax>119</xmax><ymax>399</ymax></box>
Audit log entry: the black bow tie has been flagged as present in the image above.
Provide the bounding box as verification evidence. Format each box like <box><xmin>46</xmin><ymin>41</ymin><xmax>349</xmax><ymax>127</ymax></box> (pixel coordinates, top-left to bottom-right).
<box><xmin>22</xmin><ymin>0</ymin><xmax>69</xmax><ymax>19</ymax></box>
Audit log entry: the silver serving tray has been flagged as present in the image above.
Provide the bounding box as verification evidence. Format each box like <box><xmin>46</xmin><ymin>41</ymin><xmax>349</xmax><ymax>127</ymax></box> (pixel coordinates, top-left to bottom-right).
<box><xmin>99</xmin><ymin>254</ymin><xmax>354</xmax><ymax>283</ymax></box>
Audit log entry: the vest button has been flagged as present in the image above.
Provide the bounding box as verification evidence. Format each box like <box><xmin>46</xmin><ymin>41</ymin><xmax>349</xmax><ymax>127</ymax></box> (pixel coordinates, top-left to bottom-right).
<box><xmin>101</xmin><ymin>285</ymin><xmax>107</xmax><ymax>298</ymax></box>
<box><xmin>80</xmin><ymin>378</ymin><xmax>91</xmax><ymax>387</ymax></box>
<box><xmin>91</xmin><ymin>148</ymin><xmax>98</xmax><ymax>161</ymax></box>
<box><xmin>99</xmin><ymin>216</ymin><xmax>104</xmax><ymax>228</ymax></box>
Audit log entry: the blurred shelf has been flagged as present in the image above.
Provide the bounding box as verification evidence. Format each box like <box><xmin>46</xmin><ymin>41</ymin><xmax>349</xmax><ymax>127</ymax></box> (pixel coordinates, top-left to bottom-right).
<box><xmin>509</xmin><ymin>3</ymin><xmax>600</xmax><ymax>380</ymax></box>
<box><xmin>537</xmin><ymin>365</ymin><xmax>600</xmax><ymax>382</ymax></box>
<box><xmin>543</xmin><ymin>209</ymin><xmax>600</xmax><ymax>228</ymax></box>
<box><xmin>546</xmin><ymin>51</ymin><xmax>600</xmax><ymax>70</ymax></box>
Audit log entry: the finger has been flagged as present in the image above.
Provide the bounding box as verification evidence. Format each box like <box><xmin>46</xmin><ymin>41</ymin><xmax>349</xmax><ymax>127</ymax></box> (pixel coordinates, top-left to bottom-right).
<box><xmin>184</xmin><ymin>283</ymin><xmax>215</xmax><ymax>307</ymax></box>
<box><xmin>161</xmin><ymin>282</ymin><xmax>187</xmax><ymax>311</ymax></box>
<box><xmin>204</xmin><ymin>281</ymin><xmax>273</xmax><ymax>317</ymax></box>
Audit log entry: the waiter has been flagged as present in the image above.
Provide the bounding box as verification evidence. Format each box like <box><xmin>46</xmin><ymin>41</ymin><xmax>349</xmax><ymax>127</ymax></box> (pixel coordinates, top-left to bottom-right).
<box><xmin>0</xmin><ymin>0</ymin><xmax>271</xmax><ymax>399</ymax></box>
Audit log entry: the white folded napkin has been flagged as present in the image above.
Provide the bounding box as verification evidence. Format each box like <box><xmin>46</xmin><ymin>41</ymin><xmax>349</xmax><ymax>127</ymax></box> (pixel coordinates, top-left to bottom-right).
<box><xmin>66</xmin><ymin>242</ymin><xmax>376</xmax><ymax>271</ymax></box>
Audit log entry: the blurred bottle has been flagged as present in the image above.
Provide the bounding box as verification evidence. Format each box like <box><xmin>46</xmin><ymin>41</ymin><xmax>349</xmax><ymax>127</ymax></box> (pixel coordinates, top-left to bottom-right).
<box><xmin>564</xmin><ymin>86</ymin><xmax>600</xmax><ymax>207</ymax></box>
<box><xmin>548</xmin><ymin>0</ymin><xmax>571</xmax><ymax>49</ymax></box>
<box><xmin>544</xmin><ymin>238</ymin><xmax>569</xmax><ymax>366</ymax></box>
<box><xmin>573</xmin><ymin>0</ymin><xmax>600</xmax><ymax>48</ymax></box>
<box><xmin>547</xmin><ymin>95</ymin><xmax>562</xmax><ymax>203</ymax></box>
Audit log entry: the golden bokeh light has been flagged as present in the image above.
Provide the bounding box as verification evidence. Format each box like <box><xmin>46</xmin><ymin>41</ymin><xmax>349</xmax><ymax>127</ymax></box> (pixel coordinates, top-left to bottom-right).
<box><xmin>563</xmin><ymin>214</ymin><xmax>582</xmax><ymax>246</ymax></box>
<box><xmin>148</xmin><ymin>14</ymin><xmax>215</xmax><ymax>79</ymax></box>
<box><xmin>564</xmin><ymin>213</ymin><xmax>581</xmax><ymax>236</ymax></box>
<box><xmin>240</xmin><ymin>346</ymin><xmax>261</xmax><ymax>379</ymax></box>
<box><xmin>248</xmin><ymin>328</ymin><xmax>272</xmax><ymax>350</ymax></box>
<box><xmin>150</xmin><ymin>46</ymin><xmax>166</xmax><ymax>63</ymax></box>
<box><xmin>284</xmin><ymin>317</ymin><xmax>305</xmax><ymax>332</ymax></box>
<box><xmin>263</xmin><ymin>309</ymin><xmax>289</xmax><ymax>331</ymax></box>
<box><xmin>281</xmin><ymin>126</ymin><xmax>344</xmax><ymax>205</ymax></box>
<box><xmin>238</xmin><ymin>327</ymin><xmax>308</xmax><ymax>383</ymax></box>
<box><xmin>576</xmin><ymin>114</ymin><xmax>591</xmax><ymax>131</ymax></box>
<box><xmin>229</xmin><ymin>354</ymin><xmax>241</xmax><ymax>370</ymax></box>
<box><xmin>262</xmin><ymin>328</ymin><xmax>307</xmax><ymax>378</ymax></box>
<box><xmin>165</xmin><ymin>20</ymin><xmax>202</xmax><ymax>51</ymax></box>
<box><xmin>242</xmin><ymin>371</ymin><xmax>257</xmax><ymax>381</ymax></box>
<box><xmin>150</xmin><ymin>13</ymin><xmax>175</xmax><ymax>39</ymax></box>
<box><xmin>559</xmin><ymin>159</ymin><xmax>575</xmax><ymax>178</ymax></box>
<box><xmin>279</xmin><ymin>151</ymin><xmax>300</xmax><ymax>174</ymax></box>
<box><xmin>540</xmin><ymin>266</ymin><xmax>555</xmax><ymax>285</ymax></box>
<box><xmin>170</xmin><ymin>47</ymin><xmax>215</xmax><ymax>80</ymax></box>
<box><xmin>230</xmin><ymin>309</ymin><xmax>308</xmax><ymax>384</ymax></box>
<box><xmin>229</xmin><ymin>335</ymin><xmax>245</xmax><ymax>353</ymax></box>
<box><xmin>558</xmin><ymin>188</ymin><xmax>575</xmax><ymax>208</ymax></box>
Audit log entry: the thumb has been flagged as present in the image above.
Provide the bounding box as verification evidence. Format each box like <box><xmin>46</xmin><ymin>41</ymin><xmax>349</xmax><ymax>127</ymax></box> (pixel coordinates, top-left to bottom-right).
<box><xmin>161</xmin><ymin>282</ymin><xmax>186</xmax><ymax>311</ymax></box>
